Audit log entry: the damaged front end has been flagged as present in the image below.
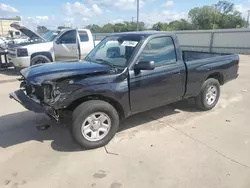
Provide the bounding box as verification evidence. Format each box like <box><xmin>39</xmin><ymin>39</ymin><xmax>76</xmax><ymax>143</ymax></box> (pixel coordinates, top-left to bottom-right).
<box><xmin>9</xmin><ymin>77</ymin><xmax>67</xmax><ymax>121</ymax></box>
<box><xmin>9</xmin><ymin>61</ymin><xmax>113</xmax><ymax>122</ymax></box>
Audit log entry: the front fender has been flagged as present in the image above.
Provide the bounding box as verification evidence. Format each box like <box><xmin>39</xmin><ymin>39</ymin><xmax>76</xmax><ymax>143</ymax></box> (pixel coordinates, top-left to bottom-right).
<box><xmin>51</xmin><ymin>80</ymin><xmax>130</xmax><ymax>117</ymax></box>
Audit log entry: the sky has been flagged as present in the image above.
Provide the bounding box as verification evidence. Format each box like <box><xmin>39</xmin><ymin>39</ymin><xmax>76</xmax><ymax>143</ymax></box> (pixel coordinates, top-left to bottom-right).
<box><xmin>0</xmin><ymin>0</ymin><xmax>250</xmax><ymax>30</ymax></box>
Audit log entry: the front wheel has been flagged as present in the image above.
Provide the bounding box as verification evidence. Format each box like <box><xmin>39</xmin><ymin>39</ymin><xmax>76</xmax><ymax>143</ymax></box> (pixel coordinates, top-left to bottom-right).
<box><xmin>71</xmin><ymin>100</ymin><xmax>119</xmax><ymax>149</ymax></box>
<box><xmin>30</xmin><ymin>55</ymin><xmax>51</xmax><ymax>66</ymax></box>
<box><xmin>195</xmin><ymin>78</ymin><xmax>220</xmax><ymax>111</ymax></box>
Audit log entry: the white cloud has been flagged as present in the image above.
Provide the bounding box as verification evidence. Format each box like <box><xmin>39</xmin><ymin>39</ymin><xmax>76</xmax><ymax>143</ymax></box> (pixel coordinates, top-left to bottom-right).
<box><xmin>90</xmin><ymin>0</ymin><xmax>146</xmax><ymax>11</ymax></box>
<box><xmin>141</xmin><ymin>10</ymin><xmax>187</xmax><ymax>25</ymax></box>
<box><xmin>162</xmin><ymin>1</ymin><xmax>174</xmax><ymax>8</ymax></box>
<box><xmin>92</xmin><ymin>4</ymin><xmax>102</xmax><ymax>15</ymax></box>
<box><xmin>0</xmin><ymin>3</ymin><xmax>18</xmax><ymax>15</ymax></box>
<box><xmin>63</xmin><ymin>2</ymin><xmax>91</xmax><ymax>17</ymax></box>
<box><xmin>235</xmin><ymin>3</ymin><xmax>250</xmax><ymax>19</ymax></box>
<box><xmin>62</xmin><ymin>2</ymin><xmax>103</xmax><ymax>17</ymax></box>
<box><xmin>109</xmin><ymin>18</ymin><xmax>124</xmax><ymax>24</ymax></box>
<box><xmin>36</xmin><ymin>16</ymin><xmax>49</xmax><ymax>21</ymax></box>
<box><xmin>82</xmin><ymin>18</ymin><xmax>89</xmax><ymax>22</ymax></box>
<box><xmin>21</xmin><ymin>16</ymin><xmax>57</xmax><ymax>30</ymax></box>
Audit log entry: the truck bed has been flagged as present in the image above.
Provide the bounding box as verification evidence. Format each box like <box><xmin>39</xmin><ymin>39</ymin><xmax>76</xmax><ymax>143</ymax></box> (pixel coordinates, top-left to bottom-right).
<box><xmin>182</xmin><ymin>51</ymin><xmax>230</xmax><ymax>62</ymax></box>
<box><xmin>182</xmin><ymin>50</ymin><xmax>239</xmax><ymax>98</ymax></box>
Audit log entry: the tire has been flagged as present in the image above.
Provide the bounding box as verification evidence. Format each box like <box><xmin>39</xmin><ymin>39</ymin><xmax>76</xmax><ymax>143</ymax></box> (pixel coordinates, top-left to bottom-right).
<box><xmin>71</xmin><ymin>100</ymin><xmax>119</xmax><ymax>149</ymax></box>
<box><xmin>30</xmin><ymin>55</ymin><xmax>51</xmax><ymax>66</ymax></box>
<box><xmin>195</xmin><ymin>78</ymin><xmax>220</xmax><ymax>111</ymax></box>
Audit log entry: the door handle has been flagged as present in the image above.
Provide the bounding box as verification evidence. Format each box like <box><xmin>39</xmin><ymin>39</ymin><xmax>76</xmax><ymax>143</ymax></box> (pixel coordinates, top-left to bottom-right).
<box><xmin>173</xmin><ymin>72</ymin><xmax>181</xmax><ymax>75</ymax></box>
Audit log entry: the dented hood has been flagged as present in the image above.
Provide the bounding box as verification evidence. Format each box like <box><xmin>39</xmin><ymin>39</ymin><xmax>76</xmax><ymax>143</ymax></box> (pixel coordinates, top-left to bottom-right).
<box><xmin>20</xmin><ymin>61</ymin><xmax>111</xmax><ymax>84</ymax></box>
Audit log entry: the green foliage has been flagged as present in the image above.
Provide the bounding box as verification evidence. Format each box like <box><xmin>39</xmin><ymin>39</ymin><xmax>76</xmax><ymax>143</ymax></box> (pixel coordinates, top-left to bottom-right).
<box><xmin>188</xmin><ymin>0</ymin><xmax>247</xmax><ymax>29</ymax></box>
<box><xmin>152</xmin><ymin>22</ymin><xmax>168</xmax><ymax>31</ymax></box>
<box><xmin>85</xmin><ymin>22</ymin><xmax>146</xmax><ymax>33</ymax></box>
<box><xmin>14</xmin><ymin>16</ymin><xmax>21</xmax><ymax>21</ymax></box>
<box><xmin>168</xmin><ymin>19</ymin><xmax>194</xmax><ymax>30</ymax></box>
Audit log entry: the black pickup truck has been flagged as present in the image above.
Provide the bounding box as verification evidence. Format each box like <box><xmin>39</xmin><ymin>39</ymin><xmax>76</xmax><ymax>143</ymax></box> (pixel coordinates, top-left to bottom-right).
<box><xmin>10</xmin><ymin>31</ymin><xmax>239</xmax><ymax>149</ymax></box>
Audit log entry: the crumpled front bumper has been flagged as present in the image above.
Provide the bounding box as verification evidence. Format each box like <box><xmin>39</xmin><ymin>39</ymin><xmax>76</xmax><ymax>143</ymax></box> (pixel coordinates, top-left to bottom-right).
<box><xmin>9</xmin><ymin>89</ymin><xmax>45</xmax><ymax>113</ymax></box>
<box><xmin>9</xmin><ymin>90</ymin><xmax>59</xmax><ymax>121</ymax></box>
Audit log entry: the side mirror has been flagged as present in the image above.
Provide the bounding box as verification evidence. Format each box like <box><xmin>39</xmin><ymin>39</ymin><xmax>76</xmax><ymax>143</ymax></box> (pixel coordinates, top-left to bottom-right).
<box><xmin>134</xmin><ymin>61</ymin><xmax>155</xmax><ymax>70</ymax></box>
<box><xmin>55</xmin><ymin>39</ymin><xmax>60</xmax><ymax>44</ymax></box>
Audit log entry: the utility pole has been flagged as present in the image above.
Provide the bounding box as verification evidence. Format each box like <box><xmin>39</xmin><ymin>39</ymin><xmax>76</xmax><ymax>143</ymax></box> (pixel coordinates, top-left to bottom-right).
<box><xmin>247</xmin><ymin>10</ymin><xmax>250</xmax><ymax>28</ymax></box>
<box><xmin>212</xmin><ymin>4</ymin><xmax>216</xmax><ymax>30</ymax></box>
<box><xmin>132</xmin><ymin>17</ymin><xmax>134</xmax><ymax>23</ymax></box>
<box><xmin>136</xmin><ymin>0</ymin><xmax>139</xmax><ymax>31</ymax></box>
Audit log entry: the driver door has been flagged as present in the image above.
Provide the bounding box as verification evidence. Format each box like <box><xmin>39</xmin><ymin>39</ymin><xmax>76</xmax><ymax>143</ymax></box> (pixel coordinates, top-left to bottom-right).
<box><xmin>54</xmin><ymin>30</ymin><xmax>79</xmax><ymax>61</ymax></box>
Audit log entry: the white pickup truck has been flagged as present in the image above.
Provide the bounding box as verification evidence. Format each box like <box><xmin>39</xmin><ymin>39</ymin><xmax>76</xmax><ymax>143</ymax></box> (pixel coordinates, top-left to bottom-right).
<box><xmin>7</xmin><ymin>23</ymin><xmax>98</xmax><ymax>67</ymax></box>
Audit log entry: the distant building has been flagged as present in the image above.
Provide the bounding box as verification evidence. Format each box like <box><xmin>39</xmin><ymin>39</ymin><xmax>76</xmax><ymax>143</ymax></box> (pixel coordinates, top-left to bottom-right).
<box><xmin>0</xmin><ymin>18</ymin><xmax>21</xmax><ymax>37</ymax></box>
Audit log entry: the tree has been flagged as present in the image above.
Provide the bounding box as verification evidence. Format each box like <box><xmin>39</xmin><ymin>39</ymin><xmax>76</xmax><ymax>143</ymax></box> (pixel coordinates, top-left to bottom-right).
<box><xmin>85</xmin><ymin>24</ymin><xmax>103</xmax><ymax>33</ymax></box>
<box><xmin>14</xmin><ymin>16</ymin><xmax>21</xmax><ymax>21</ymax></box>
<box><xmin>152</xmin><ymin>22</ymin><xmax>168</xmax><ymax>31</ymax></box>
<box><xmin>215</xmin><ymin>1</ymin><xmax>234</xmax><ymax>14</ymax></box>
<box><xmin>113</xmin><ymin>23</ymin><xmax>125</xmax><ymax>32</ymax></box>
<box><xmin>188</xmin><ymin>1</ymin><xmax>247</xmax><ymax>29</ymax></box>
<box><xmin>214</xmin><ymin>1</ymin><xmax>247</xmax><ymax>28</ymax></box>
<box><xmin>102</xmin><ymin>23</ymin><xmax>115</xmax><ymax>33</ymax></box>
<box><xmin>188</xmin><ymin>6</ymin><xmax>215</xmax><ymax>29</ymax></box>
<box><xmin>168</xmin><ymin>19</ymin><xmax>193</xmax><ymax>30</ymax></box>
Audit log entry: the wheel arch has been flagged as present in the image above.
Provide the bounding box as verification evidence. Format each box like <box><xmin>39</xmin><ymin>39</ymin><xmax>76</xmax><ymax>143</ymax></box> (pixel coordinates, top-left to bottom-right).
<box><xmin>207</xmin><ymin>72</ymin><xmax>224</xmax><ymax>85</ymax></box>
<box><xmin>66</xmin><ymin>94</ymin><xmax>125</xmax><ymax>119</ymax></box>
<box><xmin>30</xmin><ymin>52</ymin><xmax>53</xmax><ymax>62</ymax></box>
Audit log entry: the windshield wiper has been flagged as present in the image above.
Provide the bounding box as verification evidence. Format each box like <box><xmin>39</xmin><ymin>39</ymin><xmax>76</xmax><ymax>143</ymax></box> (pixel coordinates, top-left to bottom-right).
<box><xmin>93</xmin><ymin>59</ymin><xmax>117</xmax><ymax>68</ymax></box>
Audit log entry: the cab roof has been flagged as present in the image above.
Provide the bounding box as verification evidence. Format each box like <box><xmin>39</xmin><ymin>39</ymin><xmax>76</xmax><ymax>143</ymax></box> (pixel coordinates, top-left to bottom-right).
<box><xmin>111</xmin><ymin>31</ymin><xmax>175</xmax><ymax>38</ymax></box>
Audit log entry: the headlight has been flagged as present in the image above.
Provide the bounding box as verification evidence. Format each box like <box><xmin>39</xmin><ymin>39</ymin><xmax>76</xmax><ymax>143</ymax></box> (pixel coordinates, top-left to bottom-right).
<box><xmin>17</xmin><ymin>48</ymin><xmax>28</xmax><ymax>57</ymax></box>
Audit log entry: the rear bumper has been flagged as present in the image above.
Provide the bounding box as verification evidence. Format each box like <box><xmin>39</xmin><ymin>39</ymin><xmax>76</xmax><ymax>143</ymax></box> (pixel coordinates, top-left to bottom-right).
<box><xmin>7</xmin><ymin>55</ymin><xmax>30</xmax><ymax>68</ymax></box>
<box><xmin>9</xmin><ymin>89</ymin><xmax>59</xmax><ymax>120</ymax></box>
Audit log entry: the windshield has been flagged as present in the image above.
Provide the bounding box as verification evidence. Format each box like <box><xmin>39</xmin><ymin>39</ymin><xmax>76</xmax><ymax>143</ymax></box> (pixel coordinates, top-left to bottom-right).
<box><xmin>42</xmin><ymin>30</ymin><xmax>61</xmax><ymax>42</ymax></box>
<box><xmin>86</xmin><ymin>35</ymin><xmax>141</xmax><ymax>68</ymax></box>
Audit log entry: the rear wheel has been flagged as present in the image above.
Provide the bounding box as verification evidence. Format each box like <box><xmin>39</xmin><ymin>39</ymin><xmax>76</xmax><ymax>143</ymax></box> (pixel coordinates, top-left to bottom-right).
<box><xmin>195</xmin><ymin>78</ymin><xmax>220</xmax><ymax>111</ymax></box>
<box><xmin>71</xmin><ymin>100</ymin><xmax>119</xmax><ymax>149</ymax></box>
<box><xmin>30</xmin><ymin>55</ymin><xmax>51</xmax><ymax>66</ymax></box>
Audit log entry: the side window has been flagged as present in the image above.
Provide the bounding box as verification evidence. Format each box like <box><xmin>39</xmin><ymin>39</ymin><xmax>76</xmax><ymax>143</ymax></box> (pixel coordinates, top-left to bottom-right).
<box><xmin>79</xmin><ymin>31</ymin><xmax>89</xmax><ymax>42</ymax></box>
<box><xmin>140</xmin><ymin>36</ymin><xmax>176</xmax><ymax>67</ymax></box>
<box><xmin>59</xmin><ymin>30</ymin><xmax>76</xmax><ymax>44</ymax></box>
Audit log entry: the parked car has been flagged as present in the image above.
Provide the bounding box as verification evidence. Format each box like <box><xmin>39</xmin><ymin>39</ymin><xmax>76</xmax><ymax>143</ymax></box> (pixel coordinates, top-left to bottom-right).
<box><xmin>7</xmin><ymin>22</ymin><xmax>98</xmax><ymax>68</ymax></box>
<box><xmin>10</xmin><ymin>31</ymin><xmax>239</xmax><ymax>149</ymax></box>
<box><xmin>0</xmin><ymin>37</ymin><xmax>8</xmax><ymax>50</ymax></box>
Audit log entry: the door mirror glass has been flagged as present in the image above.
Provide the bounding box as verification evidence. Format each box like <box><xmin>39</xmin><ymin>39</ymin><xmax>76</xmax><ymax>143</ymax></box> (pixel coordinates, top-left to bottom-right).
<box><xmin>134</xmin><ymin>61</ymin><xmax>155</xmax><ymax>70</ymax></box>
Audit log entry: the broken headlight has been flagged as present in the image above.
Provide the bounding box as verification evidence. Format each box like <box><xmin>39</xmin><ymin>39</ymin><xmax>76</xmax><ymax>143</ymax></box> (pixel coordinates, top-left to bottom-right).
<box><xmin>43</xmin><ymin>83</ymin><xmax>61</xmax><ymax>104</ymax></box>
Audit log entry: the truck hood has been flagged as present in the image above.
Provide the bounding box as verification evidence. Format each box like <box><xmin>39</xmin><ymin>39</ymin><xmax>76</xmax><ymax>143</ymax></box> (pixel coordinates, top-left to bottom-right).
<box><xmin>20</xmin><ymin>61</ymin><xmax>111</xmax><ymax>84</ymax></box>
<box><xmin>10</xmin><ymin>22</ymin><xmax>45</xmax><ymax>41</ymax></box>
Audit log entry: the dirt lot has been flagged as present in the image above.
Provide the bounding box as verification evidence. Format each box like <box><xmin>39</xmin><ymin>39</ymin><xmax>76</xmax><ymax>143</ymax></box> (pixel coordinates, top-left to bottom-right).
<box><xmin>0</xmin><ymin>56</ymin><xmax>250</xmax><ymax>188</ymax></box>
